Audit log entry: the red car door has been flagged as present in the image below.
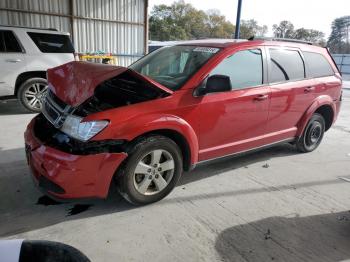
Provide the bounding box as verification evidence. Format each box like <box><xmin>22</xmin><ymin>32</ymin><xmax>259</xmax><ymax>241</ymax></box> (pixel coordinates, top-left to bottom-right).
<box><xmin>265</xmin><ymin>47</ymin><xmax>315</xmax><ymax>143</ymax></box>
<box><xmin>197</xmin><ymin>47</ymin><xmax>271</xmax><ymax>161</ymax></box>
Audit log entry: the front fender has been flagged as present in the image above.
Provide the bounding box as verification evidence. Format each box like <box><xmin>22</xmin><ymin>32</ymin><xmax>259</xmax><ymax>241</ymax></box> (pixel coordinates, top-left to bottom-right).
<box><xmin>296</xmin><ymin>95</ymin><xmax>336</xmax><ymax>137</ymax></box>
<box><xmin>95</xmin><ymin>114</ymin><xmax>199</xmax><ymax>165</ymax></box>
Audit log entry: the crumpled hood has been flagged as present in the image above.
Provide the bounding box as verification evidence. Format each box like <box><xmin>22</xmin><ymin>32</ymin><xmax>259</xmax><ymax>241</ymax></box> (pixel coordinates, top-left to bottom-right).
<box><xmin>47</xmin><ymin>61</ymin><xmax>173</xmax><ymax>107</ymax></box>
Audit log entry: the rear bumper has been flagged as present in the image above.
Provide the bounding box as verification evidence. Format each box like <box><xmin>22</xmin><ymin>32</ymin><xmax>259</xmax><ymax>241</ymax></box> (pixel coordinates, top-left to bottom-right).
<box><xmin>24</xmin><ymin>118</ymin><xmax>127</xmax><ymax>200</ymax></box>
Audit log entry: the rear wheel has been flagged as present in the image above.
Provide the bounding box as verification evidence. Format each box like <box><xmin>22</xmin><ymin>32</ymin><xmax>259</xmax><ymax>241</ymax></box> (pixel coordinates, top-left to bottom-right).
<box><xmin>296</xmin><ymin>113</ymin><xmax>325</xmax><ymax>153</ymax></box>
<box><xmin>18</xmin><ymin>78</ymin><xmax>48</xmax><ymax>113</ymax></box>
<box><xmin>116</xmin><ymin>135</ymin><xmax>183</xmax><ymax>205</ymax></box>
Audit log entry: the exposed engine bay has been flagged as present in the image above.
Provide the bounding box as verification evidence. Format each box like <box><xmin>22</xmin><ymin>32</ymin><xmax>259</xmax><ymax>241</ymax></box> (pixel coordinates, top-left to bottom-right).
<box><xmin>38</xmin><ymin>67</ymin><xmax>171</xmax><ymax>154</ymax></box>
<box><xmin>74</xmin><ymin>70</ymin><xmax>170</xmax><ymax>116</ymax></box>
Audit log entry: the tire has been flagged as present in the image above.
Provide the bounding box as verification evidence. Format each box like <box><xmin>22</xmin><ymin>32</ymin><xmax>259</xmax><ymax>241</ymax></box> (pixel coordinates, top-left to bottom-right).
<box><xmin>17</xmin><ymin>77</ymin><xmax>48</xmax><ymax>113</ymax></box>
<box><xmin>296</xmin><ymin>113</ymin><xmax>325</xmax><ymax>153</ymax></box>
<box><xmin>116</xmin><ymin>135</ymin><xmax>183</xmax><ymax>205</ymax></box>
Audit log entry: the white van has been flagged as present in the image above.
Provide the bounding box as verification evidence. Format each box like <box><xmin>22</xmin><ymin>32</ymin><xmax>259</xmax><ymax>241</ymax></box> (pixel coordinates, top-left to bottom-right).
<box><xmin>0</xmin><ymin>26</ymin><xmax>75</xmax><ymax>112</ymax></box>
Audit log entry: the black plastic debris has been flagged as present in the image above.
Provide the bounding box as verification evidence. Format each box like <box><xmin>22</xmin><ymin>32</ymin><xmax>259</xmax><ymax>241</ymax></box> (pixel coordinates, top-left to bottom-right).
<box><xmin>66</xmin><ymin>204</ymin><xmax>92</xmax><ymax>216</ymax></box>
<box><xmin>264</xmin><ymin>229</ymin><xmax>271</xmax><ymax>240</ymax></box>
<box><xmin>262</xmin><ymin>163</ymin><xmax>270</xmax><ymax>168</ymax></box>
<box><xmin>36</xmin><ymin>196</ymin><xmax>62</xmax><ymax>206</ymax></box>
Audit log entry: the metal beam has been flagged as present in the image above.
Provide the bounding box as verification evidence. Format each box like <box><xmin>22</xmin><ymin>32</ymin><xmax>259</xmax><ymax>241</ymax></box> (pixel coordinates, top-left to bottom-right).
<box><xmin>69</xmin><ymin>0</ymin><xmax>74</xmax><ymax>44</ymax></box>
<box><xmin>144</xmin><ymin>0</ymin><xmax>149</xmax><ymax>55</ymax></box>
<box><xmin>234</xmin><ymin>0</ymin><xmax>243</xmax><ymax>39</ymax></box>
<box><xmin>0</xmin><ymin>7</ymin><xmax>144</xmax><ymax>27</ymax></box>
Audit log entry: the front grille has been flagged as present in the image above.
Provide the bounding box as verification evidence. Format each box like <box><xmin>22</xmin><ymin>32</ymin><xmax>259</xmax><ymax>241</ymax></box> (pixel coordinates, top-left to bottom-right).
<box><xmin>42</xmin><ymin>90</ymin><xmax>73</xmax><ymax>128</ymax></box>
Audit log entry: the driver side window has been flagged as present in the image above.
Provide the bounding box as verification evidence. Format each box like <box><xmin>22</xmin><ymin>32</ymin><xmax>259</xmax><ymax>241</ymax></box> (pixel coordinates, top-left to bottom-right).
<box><xmin>210</xmin><ymin>49</ymin><xmax>263</xmax><ymax>89</ymax></box>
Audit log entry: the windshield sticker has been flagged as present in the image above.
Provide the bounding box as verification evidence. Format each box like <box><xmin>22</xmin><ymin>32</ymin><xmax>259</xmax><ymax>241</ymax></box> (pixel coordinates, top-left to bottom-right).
<box><xmin>193</xmin><ymin>47</ymin><xmax>219</xmax><ymax>53</ymax></box>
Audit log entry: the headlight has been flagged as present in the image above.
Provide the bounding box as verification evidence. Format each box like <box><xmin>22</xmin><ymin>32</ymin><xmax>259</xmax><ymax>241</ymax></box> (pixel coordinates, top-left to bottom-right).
<box><xmin>61</xmin><ymin>115</ymin><xmax>109</xmax><ymax>141</ymax></box>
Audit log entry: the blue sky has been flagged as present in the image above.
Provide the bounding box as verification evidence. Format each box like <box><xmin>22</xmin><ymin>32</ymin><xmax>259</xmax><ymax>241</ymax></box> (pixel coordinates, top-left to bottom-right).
<box><xmin>149</xmin><ymin>0</ymin><xmax>350</xmax><ymax>38</ymax></box>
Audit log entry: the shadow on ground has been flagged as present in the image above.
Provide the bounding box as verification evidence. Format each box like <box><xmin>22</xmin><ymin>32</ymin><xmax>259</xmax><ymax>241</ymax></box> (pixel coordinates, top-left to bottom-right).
<box><xmin>215</xmin><ymin>211</ymin><xmax>350</xmax><ymax>262</ymax></box>
<box><xmin>0</xmin><ymin>143</ymin><xmax>345</xmax><ymax>238</ymax></box>
<box><xmin>0</xmin><ymin>99</ymin><xmax>32</xmax><ymax>115</ymax></box>
<box><xmin>178</xmin><ymin>143</ymin><xmax>298</xmax><ymax>186</ymax></box>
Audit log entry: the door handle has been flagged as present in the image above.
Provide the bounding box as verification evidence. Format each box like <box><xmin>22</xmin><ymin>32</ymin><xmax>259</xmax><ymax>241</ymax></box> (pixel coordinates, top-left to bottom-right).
<box><xmin>304</xmin><ymin>86</ymin><xmax>315</xmax><ymax>93</ymax></box>
<box><xmin>254</xmin><ymin>94</ymin><xmax>269</xmax><ymax>101</ymax></box>
<box><xmin>5</xmin><ymin>59</ymin><xmax>21</xmax><ymax>63</ymax></box>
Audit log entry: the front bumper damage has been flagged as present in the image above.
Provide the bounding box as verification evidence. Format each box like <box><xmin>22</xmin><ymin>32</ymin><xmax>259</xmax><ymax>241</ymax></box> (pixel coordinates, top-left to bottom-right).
<box><xmin>24</xmin><ymin>116</ymin><xmax>127</xmax><ymax>200</ymax></box>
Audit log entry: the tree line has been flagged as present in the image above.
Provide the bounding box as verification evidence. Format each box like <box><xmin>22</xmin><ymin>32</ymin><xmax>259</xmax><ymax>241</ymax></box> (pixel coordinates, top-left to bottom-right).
<box><xmin>328</xmin><ymin>16</ymin><xmax>350</xmax><ymax>53</ymax></box>
<box><xmin>149</xmin><ymin>1</ymin><xmax>350</xmax><ymax>53</ymax></box>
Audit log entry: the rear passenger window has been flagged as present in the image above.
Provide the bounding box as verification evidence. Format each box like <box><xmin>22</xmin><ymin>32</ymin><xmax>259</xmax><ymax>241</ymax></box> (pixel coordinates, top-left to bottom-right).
<box><xmin>303</xmin><ymin>51</ymin><xmax>334</xmax><ymax>78</ymax></box>
<box><xmin>210</xmin><ymin>49</ymin><xmax>263</xmax><ymax>89</ymax></box>
<box><xmin>0</xmin><ymin>30</ymin><xmax>22</xmax><ymax>52</ymax></box>
<box><xmin>269</xmin><ymin>49</ymin><xmax>305</xmax><ymax>83</ymax></box>
<box><xmin>27</xmin><ymin>32</ymin><xmax>74</xmax><ymax>53</ymax></box>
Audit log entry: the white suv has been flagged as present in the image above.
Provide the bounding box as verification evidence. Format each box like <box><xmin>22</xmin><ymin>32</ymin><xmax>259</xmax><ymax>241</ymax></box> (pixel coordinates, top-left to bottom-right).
<box><xmin>0</xmin><ymin>26</ymin><xmax>75</xmax><ymax>112</ymax></box>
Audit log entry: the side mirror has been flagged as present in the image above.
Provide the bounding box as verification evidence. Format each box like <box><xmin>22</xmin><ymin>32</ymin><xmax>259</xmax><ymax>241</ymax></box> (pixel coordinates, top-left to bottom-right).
<box><xmin>195</xmin><ymin>75</ymin><xmax>231</xmax><ymax>96</ymax></box>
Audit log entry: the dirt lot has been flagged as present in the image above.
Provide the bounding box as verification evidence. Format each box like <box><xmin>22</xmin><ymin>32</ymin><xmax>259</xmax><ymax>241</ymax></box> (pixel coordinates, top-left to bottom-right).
<box><xmin>0</xmin><ymin>89</ymin><xmax>350</xmax><ymax>262</ymax></box>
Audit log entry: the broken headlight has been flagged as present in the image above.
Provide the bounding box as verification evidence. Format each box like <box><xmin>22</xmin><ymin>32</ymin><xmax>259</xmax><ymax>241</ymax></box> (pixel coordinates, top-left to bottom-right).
<box><xmin>61</xmin><ymin>115</ymin><xmax>109</xmax><ymax>142</ymax></box>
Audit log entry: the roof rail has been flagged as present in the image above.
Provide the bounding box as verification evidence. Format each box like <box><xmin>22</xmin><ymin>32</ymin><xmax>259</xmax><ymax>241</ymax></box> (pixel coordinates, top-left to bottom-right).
<box><xmin>0</xmin><ymin>25</ymin><xmax>58</xmax><ymax>31</ymax></box>
<box><xmin>248</xmin><ymin>36</ymin><xmax>314</xmax><ymax>45</ymax></box>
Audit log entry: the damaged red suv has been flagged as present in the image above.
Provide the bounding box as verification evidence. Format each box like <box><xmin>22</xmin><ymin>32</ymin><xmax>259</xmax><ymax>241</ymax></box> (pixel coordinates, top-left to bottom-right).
<box><xmin>24</xmin><ymin>39</ymin><xmax>342</xmax><ymax>205</ymax></box>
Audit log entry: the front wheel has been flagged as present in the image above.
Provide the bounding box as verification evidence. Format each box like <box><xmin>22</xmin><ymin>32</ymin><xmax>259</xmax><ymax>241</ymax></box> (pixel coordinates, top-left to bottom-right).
<box><xmin>296</xmin><ymin>113</ymin><xmax>325</xmax><ymax>153</ymax></box>
<box><xmin>116</xmin><ymin>135</ymin><xmax>183</xmax><ymax>205</ymax></box>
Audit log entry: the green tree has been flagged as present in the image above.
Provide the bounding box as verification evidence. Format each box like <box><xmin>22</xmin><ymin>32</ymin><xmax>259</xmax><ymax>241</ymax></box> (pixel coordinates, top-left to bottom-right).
<box><xmin>240</xmin><ymin>19</ymin><xmax>268</xmax><ymax>39</ymax></box>
<box><xmin>186</xmin><ymin>9</ymin><xmax>209</xmax><ymax>39</ymax></box>
<box><xmin>149</xmin><ymin>1</ymin><xmax>235</xmax><ymax>40</ymax></box>
<box><xmin>294</xmin><ymin>28</ymin><xmax>325</xmax><ymax>45</ymax></box>
<box><xmin>272</xmin><ymin>20</ymin><xmax>326</xmax><ymax>46</ymax></box>
<box><xmin>149</xmin><ymin>1</ymin><xmax>270</xmax><ymax>41</ymax></box>
<box><xmin>149</xmin><ymin>4</ymin><xmax>187</xmax><ymax>41</ymax></box>
<box><xmin>327</xmin><ymin>16</ymin><xmax>350</xmax><ymax>53</ymax></box>
<box><xmin>272</xmin><ymin>20</ymin><xmax>295</xmax><ymax>38</ymax></box>
<box><xmin>205</xmin><ymin>9</ymin><xmax>235</xmax><ymax>38</ymax></box>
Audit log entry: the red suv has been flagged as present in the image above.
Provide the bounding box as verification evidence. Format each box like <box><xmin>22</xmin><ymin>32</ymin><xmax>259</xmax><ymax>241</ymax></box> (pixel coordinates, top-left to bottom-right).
<box><xmin>24</xmin><ymin>39</ymin><xmax>342</xmax><ymax>205</ymax></box>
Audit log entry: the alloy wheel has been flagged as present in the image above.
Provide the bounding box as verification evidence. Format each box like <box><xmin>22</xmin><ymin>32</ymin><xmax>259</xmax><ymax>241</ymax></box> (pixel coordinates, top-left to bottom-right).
<box><xmin>24</xmin><ymin>83</ymin><xmax>48</xmax><ymax>110</ymax></box>
<box><xmin>133</xmin><ymin>149</ymin><xmax>175</xmax><ymax>195</ymax></box>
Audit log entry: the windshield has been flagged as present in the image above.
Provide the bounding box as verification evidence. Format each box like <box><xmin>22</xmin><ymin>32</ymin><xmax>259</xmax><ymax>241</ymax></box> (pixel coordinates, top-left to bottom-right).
<box><xmin>129</xmin><ymin>45</ymin><xmax>220</xmax><ymax>90</ymax></box>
